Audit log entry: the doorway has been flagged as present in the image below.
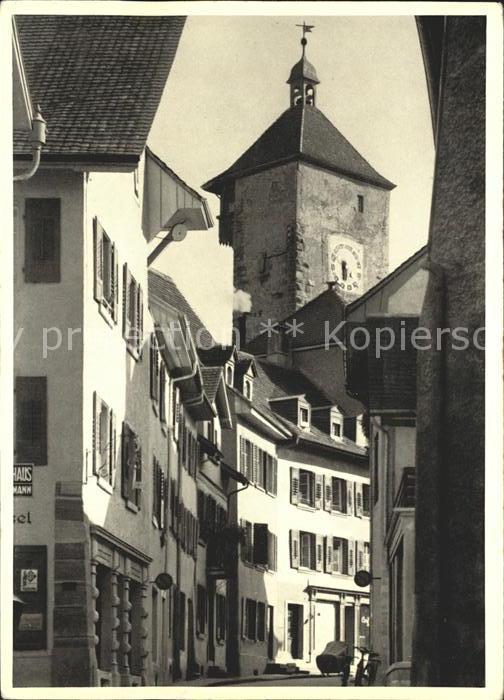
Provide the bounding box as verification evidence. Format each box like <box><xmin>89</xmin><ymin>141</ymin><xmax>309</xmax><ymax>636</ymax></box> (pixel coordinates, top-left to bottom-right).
<box><xmin>344</xmin><ymin>605</ymin><xmax>355</xmax><ymax>661</ymax></box>
<box><xmin>287</xmin><ymin>604</ymin><xmax>303</xmax><ymax>659</ymax></box>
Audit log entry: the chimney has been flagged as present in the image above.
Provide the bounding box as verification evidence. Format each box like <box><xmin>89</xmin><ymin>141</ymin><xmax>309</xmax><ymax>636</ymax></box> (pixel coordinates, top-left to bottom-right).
<box><xmin>232</xmin><ymin>312</ymin><xmax>249</xmax><ymax>350</ymax></box>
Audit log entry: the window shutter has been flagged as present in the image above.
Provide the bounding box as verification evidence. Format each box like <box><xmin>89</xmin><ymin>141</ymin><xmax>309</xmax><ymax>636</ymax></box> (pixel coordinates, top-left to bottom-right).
<box><xmin>137</xmin><ymin>285</ymin><xmax>144</xmax><ymax>355</ymax></box>
<box><xmin>121</xmin><ymin>424</ymin><xmax>131</xmax><ymax>499</ymax></box>
<box><xmin>316</xmin><ymin>534</ymin><xmax>324</xmax><ymax>572</ymax></box>
<box><xmin>245</xmin><ymin>441</ymin><xmax>253</xmax><ymax>482</ymax></box>
<box><xmin>92</xmin><ymin>392</ymin><xmax>101</xmax><ymax>476</ymax></box>
<box><xmin>290</xmin><ymin>529</ymin><xmax>300</xmax><ymax>569</ymax></box>
<box><xmin>357</xmin><ymin>540</ymin><xmax>364</xmax><ymax>571</ymax></box>
<box><xmin>150</xmin><ymin>334</ymin><xmax>159</xmax><ymax>401</ymax></box>
<box><xmin>174</xmin><ymin>388</ymin><xmax>181</xmax><ymax>441</ymax></box>
<box><xmin>346</xmin><ymin>480</ymin><xmax>353</xmax><ymax>515</ymax></box>
<box><xmin>364</xmin><ymin>542</ymin><xmax>370</xmax><ymax>571</ymax></box>
<box><xmin>363</xmin><ymin>484</ymin><xmax>371</xmax><ymax>516</ymax></box>
<box><xmin>239</xmin><ymin>518</ymin><xmax>246</xmax><ymax>562</ymax></box>
<box><xmin>122</xmin><ymin>264</ymin><xmax>131</xmax><ymax>341</ymax></box>
<box><xmin>324</xmin><ymin>536</ymin><xmax>333</xmax><ymax>573</ymax></box>
<box><xmin>253</xmin><ymin>524</ymin><xmax>269</xmax><ymax>566</ymax></box>
<box><xmin>112</xmin><ymin>243</ymin><xmax>119</xmax><ymax>322</ymax></box>
<box><xmin>134</xmin><ymin>443</ymin><xmax>142</xmax><ymax>508</ymax></box>
<box><xmin>24</xmin><ymin>198</ymin><xmax>61</xmax><ymax>283</ymax></box>
<box><xmin>239</xmin><ymin>436</ymin><xmax>246</xmax><ymax>473</ymax></box>
<box><xmin>290</xmin><ymin>467</ymin><xmax>300</xmax><ymax>505</ymax></box>
<box><xmin>323</xmin><ymin>475</ymin><xmax>332</xmax><ymax>512</ymax></box>
<box><xmin>15</xmin><ymin>376</ymin><xmax>47</xmax><ymax>466</ymax></box>
<box><xmin>315</xmin><ymin>473</ymin><xmax>323</xmax><ymax>509</ymax></box>
<box><xmin>110</xmin><ymin>409</ymin><xmax>117</xmax><ymax>484</ymax></box>
<box><xmin>252</xmin><ymin>444</ymin><xmax>259</xmax><ymax>484</ymax></box>
<box><xmin>341</xmin><ymin>539</ymin><xmax>349</xmax><ymax>574</ymax></box>
<box><xmin>241</xmin><ymin>597</ymin><xmax>246</xmax><ymax>639</ymax></box>
<box><xmin>348</xmin><ymin>537</ymin><xmax>355</xmax><ymax>576</ymax></box>
<box><xmin>355</xmin><ymin>482</ymin><xmax>363</xmax><ymax>517</ymax></box>
<box><xmin>272</xmin><ymin>458</ymin><xmax>278</xmax><ymax>496</ymax></box>
<box><xmin>93</xmin><ymin>218</ymin><xmax>104</xmax><ymax>302</ymax></box>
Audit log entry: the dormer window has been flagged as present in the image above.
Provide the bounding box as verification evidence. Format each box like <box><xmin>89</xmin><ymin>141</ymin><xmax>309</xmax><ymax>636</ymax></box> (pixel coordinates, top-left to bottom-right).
<box><xmin>226</xmin><ymin>364</ymin><xmax>234</xmax><ymax>387</ymax></box>
<box><xmin>298</xmin><ymin>402</ymin><xmax>310</xmax><ymax>429</ymax></box>
<box><xmin>244</xmin><ymin>378</ymin><xmax>253</xmax><ymax>401</ymax></box>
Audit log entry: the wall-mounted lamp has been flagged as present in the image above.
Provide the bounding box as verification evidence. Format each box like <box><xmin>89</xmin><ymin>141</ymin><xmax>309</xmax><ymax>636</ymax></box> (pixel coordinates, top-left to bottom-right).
<box><xmin>14</xmin><ymin>105</ymin><xmax>46</xmax><ymax>182</ymax></box>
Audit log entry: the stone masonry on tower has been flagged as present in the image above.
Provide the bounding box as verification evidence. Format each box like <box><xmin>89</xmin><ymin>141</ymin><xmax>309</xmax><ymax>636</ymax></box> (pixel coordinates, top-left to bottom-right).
<box><xmin>203</xmin><ymin>36</ymin><xmax>395</xmax><ymax>343</ymax></box>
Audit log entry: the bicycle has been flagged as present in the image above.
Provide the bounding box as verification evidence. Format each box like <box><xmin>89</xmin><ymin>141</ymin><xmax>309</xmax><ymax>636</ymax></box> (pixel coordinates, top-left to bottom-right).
<box><xmin>353</xmin><ymin>646</ymin><xmax>380</xmax><ymax>686</ymax></box>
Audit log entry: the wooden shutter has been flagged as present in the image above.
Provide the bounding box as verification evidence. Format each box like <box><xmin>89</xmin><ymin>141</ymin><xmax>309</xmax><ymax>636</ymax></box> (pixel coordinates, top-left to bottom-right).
<box><xmin>324</xmin><ymin>536</ymin><xmax>333</xmax><ymax>573</ymax></box>
<box><xmin>252</xmin><ymin>444</ymin><xmax>259</xmax><ymax>484</ymax></box>
<box><xmin>150</xmin><ymin>334</ymin><xmax>159</xmax><ymax>401</ymax></box>
<box><xmin>122</xmin><ymin>264</ymin><xmax>131</xmax><ymax>340</ymax></box>
<box><xmin>239</xmin><ymin>436</ymin><xmax>246</xmax><ymax>473</ymax></box>
<box><xmin>341</xmin><ymin>539</ymin><xmax>349</xmax><ymax>574</ymax></box>
<box><xmin>92</xmin><ymin>392</ymin><xmax>101</xmax><ymax>476</ymax></box>
<box><xmin>316</xmin><ymin>534</ymin><xmax>324</xmax><ymax>571</ymax></box>
<box><xmin>137</xmin><ymin>285</ymin><xmax>144</xmax><ymax>355</ymax></box>
<box><xmin>315</xmin><ymin>473</ymin><xmax>323</xmax><ymax>509</ymax></box>
<box><xmin>346</xmin><ymin>480</ymin><xmax>353</xmax><ymax>515</ymax></box>
<box><xmin>241</xmin><ymin>597</ymin><xmax>246</xmax><ymax>639</ymax></box>
<box><xmin>290</xmin><ymin>467</ymin><xmax>300</xmax><ymax>504</ymax></box>
<box><xmin>110</xmin><ymin>409</ymin><xmax>117</xmax><ymax>484</ymax></box>
<box><xmin>25</xmin><ymin>199</ymin><xmax>61</xmax><ymax>283</ymax></box>
<box><xmin>272</xmin><ymin>458</ymin><xmax>278</xmax><ymax>496</ymax></box>
<box><xmin>134</xmin><ymin>442</ymin><xmax>142</xmax><ymax>508</ymax></box>
<box><xmin>15</xmin><ymin>376</ymin><xmax>47</xmax><ymax>466</ymax></box>
<box><xmin>355</xmin><ymin>482</ymin><xmax>363</xmax><ymax>517</ymax></box>
<box><xmin>253</xmin><ymin>524</ymin><xmax>269</xmax><ymax>565</ymax></box>
<box><xmin>364</xmin><ymin>542</ymin><xmax>370</xmax><ymax>571</ymax></box>
<box><xmin>174</xmin><ymin>388</ymin><xmax>181</xmax><ymax>441</ymax></box>
<box><xmin>111</xmin><ymin>243</ymin><xmax>119</xmax><ymax>322</ymax></box>
<box><xmin>290</xmin><ymin>529</ymin><xmax>300</xmax><ymax>568</ymax></box>
<box><xmin>121</xmin><ymin>424</ymin><xmax>131</xmax><ymax>499</ymax></box>
<box><xmin>93</xmin><ymin>218</ymin><xmax>103</xmax><ymax>302</ymax></box>
<box><xmin>348</xmin><ymin>537</ymin><xmax>356</xmax><ymax>576</ymax></box>
<box><xmin>356</xmin><ymin>540</ymin><xmax>364</xmax><ymax>571</ymax></box>
<box><xmin>323</xmin><ymin>475</ymin><xmax>332</xmax><ymax>512</ymax></box>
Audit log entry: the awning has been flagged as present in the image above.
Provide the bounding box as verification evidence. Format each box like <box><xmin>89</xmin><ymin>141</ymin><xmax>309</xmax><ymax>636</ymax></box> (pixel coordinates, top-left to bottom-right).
<box><xmin>220</xmin><ymin>461</ymin><xmax>248</xmax><ymax>485</ymax></box>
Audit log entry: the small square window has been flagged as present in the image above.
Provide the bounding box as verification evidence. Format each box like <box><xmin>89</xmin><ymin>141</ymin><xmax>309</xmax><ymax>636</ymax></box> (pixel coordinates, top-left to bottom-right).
<box><xmin>299</xmin><ymin>404</ymin><xmax>310</xmax><ymax>428</ymax></box>
<box><xmin>357</xmin><ymin>195</ymin><xmax>364</xmax><ymax>213</ymax></box>
<box><xmin>244</xmin><ymin>378</ymin><xmax>252</xmax><ymax>400</ymax></box>
<box><xmin>332</xmin><ymin>422</ymin><xmax>341</xmax><ymax>438</ymax></box>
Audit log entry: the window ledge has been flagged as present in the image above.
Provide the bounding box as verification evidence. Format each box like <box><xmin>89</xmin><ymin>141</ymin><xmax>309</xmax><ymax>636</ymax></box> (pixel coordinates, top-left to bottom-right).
<box><xmin>125</xmin><ymin>499</ymin><xmax>139</xmax><ymax>513</ymax></box>
<box><xmin>297</xmin><ymin>502</ymin><xmax>316</xmax><ymax>512</ymax></box>
<box><xmin>98</xmin><ymin>302</ymin><xmax>116</xmax><ymax>328</ymax></box>
<box><xmin>96</xmin><ymin>476</ymin><xmax>114</xmax><ymax>495</ymax></box>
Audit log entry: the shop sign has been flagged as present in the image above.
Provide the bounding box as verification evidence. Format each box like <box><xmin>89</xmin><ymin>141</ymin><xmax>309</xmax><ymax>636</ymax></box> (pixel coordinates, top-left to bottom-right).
<box><xmin>14</xmin><ymin>464</ymin><xmax>33</xmax><ymax>496</ymax></box>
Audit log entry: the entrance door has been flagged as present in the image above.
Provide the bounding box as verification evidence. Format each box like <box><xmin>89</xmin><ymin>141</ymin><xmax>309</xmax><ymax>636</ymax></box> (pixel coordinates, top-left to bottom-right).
<box><xmin>267</xmin><ymin>605</ymin><xmax>274</xmax><ymax>660</ymax></box>
<box><xmin>208</xmin><ymin>588</ymin><xmax>215</xmax><ymax>662</ymax></box>
<box><xmin>344</xmin><ymin>605</ymin><xmax>355</xmax><ymax>660</ymax></box>
<box><xmin>315</xmin><ymin>601</ymin><xmax>339</xmax><ymax>655</ymax></box>
<box><xmin>287</xmin><ymin>604</ymin><xmax>303</xmax><ymax>659</ymax></box>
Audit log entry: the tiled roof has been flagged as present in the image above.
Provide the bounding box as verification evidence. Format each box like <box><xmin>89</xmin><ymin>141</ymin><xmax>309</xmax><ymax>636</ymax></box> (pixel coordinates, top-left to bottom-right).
<box><xmin>148</xmin><ymin>270</ymin><xmax>216</xmax><ymax>349</ymax></box>
<box><xmin>236</xmin><ymin>351</ymin><xmax>365</xmax><ymax>458</ymax></box>
<box><xmin>200</xmin><ymin>366</ymin><xmax>222</xmax><ymax>403</ymax></box>
<box><xmin>14</xmin><ymin>15</ymin><xmax>185</xmax><ymax>160</ymax></box>
<box><xmin>203</xmin><ymin>105</ymin><xmax>395</xmax><ymax>194</ymax></box>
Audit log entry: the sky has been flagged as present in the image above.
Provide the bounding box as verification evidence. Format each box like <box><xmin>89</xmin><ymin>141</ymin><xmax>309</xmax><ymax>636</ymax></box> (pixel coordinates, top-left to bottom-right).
<box><xmin>148</xmin><ymin>15</ymin><xmax>435</xmax><ymax>344</ymax></box>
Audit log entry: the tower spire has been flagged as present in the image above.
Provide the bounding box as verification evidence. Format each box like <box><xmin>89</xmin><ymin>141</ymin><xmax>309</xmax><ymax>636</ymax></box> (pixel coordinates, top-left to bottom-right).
<box><xmin>288</xmin><ymin>23</ymin><xmax>319</xmax><ymax>107</ymax></box>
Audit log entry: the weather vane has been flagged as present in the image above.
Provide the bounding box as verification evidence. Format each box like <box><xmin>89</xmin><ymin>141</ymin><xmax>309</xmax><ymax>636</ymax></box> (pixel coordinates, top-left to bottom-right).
<box><xmin>296</xmin><ymin>21</ymin><xmax>315</xmax><ymax>54</ymax></box>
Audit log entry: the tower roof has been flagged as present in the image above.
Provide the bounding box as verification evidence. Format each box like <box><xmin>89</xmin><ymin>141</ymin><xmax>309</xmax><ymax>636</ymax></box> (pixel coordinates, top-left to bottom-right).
<box><xmin>287</xmin><ymin>55</ymin><xmax>320</xmax><ymax>85</ymax></box>
<box><xmin>202</xmin><ymin>105</ymin><xmax>395</xmax><ymax>194</ymax></box>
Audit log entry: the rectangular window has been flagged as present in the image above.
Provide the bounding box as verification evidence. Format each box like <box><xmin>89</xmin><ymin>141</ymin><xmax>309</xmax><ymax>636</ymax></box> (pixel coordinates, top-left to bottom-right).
<box><xmin>299</xmin><ymin>470</ymin><xmax>314</xmax><ymax>506</ymax></box>
<box><xmin>257</xmin><ymin>602</ymin><xmax>266</xmax><ymax>642</ymax></box>
<box><xmin>152</xmin><ymin>458</ymin><xmax>166</xmax><ymax>530</ymax></box>
<box><xmin>178</xmin><ymin>591</ymin><xmax>186</xmax><ymax>651</ymax></box>
<box><xmin>253</xmin><ymin>523</ymin><xmax>269</xmax><ymax>566</ymax></box>
<box><xmin>121</xmin><ymin>422</ymin><xmax>142</xmax><ymax>508</ymax></box>
<box><xmin>93</xmin><ymin>392</ymin><xmax>116</xmax><ymax>486</ymax></box>
<box><xmin>122</xmin><ymin>264</ymin><xmax>143</xmax><ymax>359</ymax></box>
<box><xmin>246</xmin><ymin>599</ymin><xmax>257</xmax><ymax>640</ymax></box>
<box><xmin>196</xmin><ymin>585</ymin><xmax>206</xmax><ymax>636</ymax></box>
<box><xmin>15</xmin><ymin>377</ymin><xmax>47</xmax><ymax>466</ymax></box>
<box><xmin>94</xmin><ymin>218</ymin><xmax>118</xmax><ymax>322</ymax></box>
<box><xmin>216</xmin><ymin>594</ymin><xmax>226</xmax><ymax>642</ymax></box>
<box><xmin>159</xmin><ymin>365</ymin><xmax>167</xmax><ymax>423</ymax></box>
<box><xmin>24</xmin><ymin>198</ymin><xmax>61</xmax><ymax>283</ymax></box>
<box><xmin>357</xmin><ymin>194</ymin><xmax>364</xmax><ymax>213</ymax></box>
<box><xmin>300</xmin><ymin>531</ymin><xmax>315</xmax><ymax>570</ymax></box>
<box><xmin>332</xmin><ymin>422</ymin><xmax>341</xmax><ymax>438</ymax></box>
<box><xmin>331</xmin><ymin>477</ymin><xmax>347</xmax><ymax>513</ymax></box>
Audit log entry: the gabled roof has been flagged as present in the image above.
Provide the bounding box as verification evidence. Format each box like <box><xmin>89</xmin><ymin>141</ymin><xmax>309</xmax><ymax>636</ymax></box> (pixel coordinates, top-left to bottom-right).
<box><xmin>203</xmin><ymin>105</ymin><xmax>395</xmax><ymax>194</ymax></box>
<box><xmin>14</xmin><ymin>15</ymin><xmax>185</xmax><ymax>163</ymax></box>
<box><xmin>198</xmin><ymin>345</ymin><xmax>237</xmax><ymax>367</ymax></box>
<box><xmin>200</xmin><ymin>366</ymin><xmax>223</xmax><ymax>404</ymax></box>
<box><xmin>148</xmin><ymin>270</ymin><xmax>215</xmax><ymax>350</ymax></box>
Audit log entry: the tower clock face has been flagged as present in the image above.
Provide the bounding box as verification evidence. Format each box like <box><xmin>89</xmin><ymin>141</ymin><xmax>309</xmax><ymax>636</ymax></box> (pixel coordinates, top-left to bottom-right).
<box><xmin>329</xmin><ymin>241</ymin><xmax>363</xmax><ymax>293</ymax></box>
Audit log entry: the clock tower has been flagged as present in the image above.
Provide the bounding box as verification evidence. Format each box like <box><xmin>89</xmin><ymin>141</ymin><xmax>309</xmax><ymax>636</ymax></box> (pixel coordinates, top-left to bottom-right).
<box><xmin>203</xmin><ymin>32</ymin><xmax>395</xmax><ymax>341</ymax></box>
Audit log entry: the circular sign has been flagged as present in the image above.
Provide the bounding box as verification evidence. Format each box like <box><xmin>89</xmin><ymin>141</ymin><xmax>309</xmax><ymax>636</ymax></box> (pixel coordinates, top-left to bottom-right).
<box><xmin>154</xmin><ymin>572</ymin><xmax>173</xmax><ymax>590</ymax></box>
<box><xmin>354</xmin><ymin>569</ymin><xmax>372</xmax><ymax>588</ymax></box>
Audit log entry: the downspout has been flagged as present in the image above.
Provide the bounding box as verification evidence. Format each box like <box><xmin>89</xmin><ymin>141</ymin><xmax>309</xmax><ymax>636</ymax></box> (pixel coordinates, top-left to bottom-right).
<box><xmin>14</xmin><ymin>107</ymin><xmax>46</xmax><ymax>182</ymax></box>
<box><xmin>170</xmin><ymin>360</ymin><xmax>198</xmax><ymax>680</ymax></box>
